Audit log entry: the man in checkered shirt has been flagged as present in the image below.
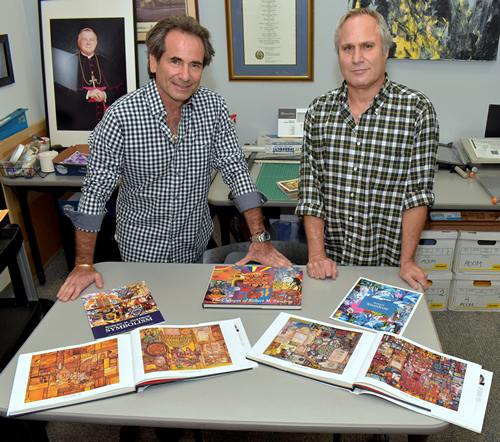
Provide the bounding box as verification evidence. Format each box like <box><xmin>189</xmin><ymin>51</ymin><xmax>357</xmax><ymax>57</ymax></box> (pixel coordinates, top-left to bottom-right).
<box><xmin>58</xmin><ymin>16</ymin><xmax>291</xmax><ymax>302</ymax></box>
<box><xmin>296</xmin><ymin>8</ymin><xmax>439</xmax><ymax>291</ymax></box>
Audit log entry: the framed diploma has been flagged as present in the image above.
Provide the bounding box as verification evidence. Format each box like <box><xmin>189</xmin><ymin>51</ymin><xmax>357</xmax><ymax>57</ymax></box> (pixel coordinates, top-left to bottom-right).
<box><xmin>136</xmin><ymin>0</ymin><xmax>199</xmax><ymax>43</ymax></box>
<box><xmin>225</xmin><ymin>0</ymin><xmax>314</xmax><ymax>81</ymax></box>
<box><xmin>39</xmin><ymin>0</ymin><xmax>138</xmax><ymax>147</ymax></box>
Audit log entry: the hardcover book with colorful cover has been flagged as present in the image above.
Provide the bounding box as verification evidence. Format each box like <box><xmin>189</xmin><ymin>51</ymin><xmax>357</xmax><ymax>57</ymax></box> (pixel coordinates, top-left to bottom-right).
<box><xmin>330</xmin><ymin>277</ymin><xmax>423</xmax><ymax>335</ymax></box>
<box><xmin>8</xmin><ymin>318</ymin><xmax>256</xmax><ymax>416</ymax></box>
<box><xmin>276</xmin><ymin>178</ymin><xmax>299</xmax><ymax>199</ymax></box>
<box><xmin>203</xmin><ymin>266</ymin><xmax>302</xmax><ymax>309</ymax></box>
<box><xmin>81</xmin><ymin>281</ymin><xmax>165</xmax><ymax>338</ymax></box>
<box><xmin>247</xmin><ymin>312</ymin><xmax>492</xmax><ymax>433</ymax></box>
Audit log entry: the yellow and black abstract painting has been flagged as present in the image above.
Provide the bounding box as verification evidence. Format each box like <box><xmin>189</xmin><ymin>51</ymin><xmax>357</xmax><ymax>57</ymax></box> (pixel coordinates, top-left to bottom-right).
<box><xmin>349</xmin><ymin>0</ymin><xmax>500</xmax><ymax>60</ymax></box>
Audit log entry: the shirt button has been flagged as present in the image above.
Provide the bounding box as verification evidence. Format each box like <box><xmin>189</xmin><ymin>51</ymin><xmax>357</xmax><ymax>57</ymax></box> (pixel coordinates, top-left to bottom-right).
<box><xmin>349</xmin><ymin>216</ymin><xmax>353</xmax><ymax>221</ymax></box>
<box><xmin>357</xmin><ymin>142</ymin><xmax>361</xmax><ymax>146</ymax></box>
<box><xmin>350</xmin><ymin>193</ymin><xmax>354</xmax><ymax>197</ymax></box>
<box><xmin>353</xmin><ymin>167</ymin><xmax>357</xmax><ymax>172</ymax></box>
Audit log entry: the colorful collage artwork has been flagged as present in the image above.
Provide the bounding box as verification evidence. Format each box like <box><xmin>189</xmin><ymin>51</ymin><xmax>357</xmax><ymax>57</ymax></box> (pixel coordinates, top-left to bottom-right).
<box><xmin>82</xmin><ymin>281</ymin><xmax>164</xmax><ymax>338</ymax></box>
<box><xmin>331</xmin><ymin>278</ymin><xmax>423</xmax><ymax>335</ymax></box>
<box><xmin>263</xmin><ymin>317</ymin><xmax>363</xmax><ymax>375</ymax></box>
<box><xmin>204</xmin><ymin>266</ymin><xmax>302</xmax><ymax>308</ymax></box>
<box><xmin>139</xmin><ymin>325</ymin><xmax>232</xmax><ymax>374</ymax></box>
<box><xmin>24</xmin><ymin>339</ymin><xmax>119</xmax><ymax>404</ymax></box>
<box><xmin>366</xmin><ymin>334</ymin><xmax>467</xmax><ymax>411</ymax></box>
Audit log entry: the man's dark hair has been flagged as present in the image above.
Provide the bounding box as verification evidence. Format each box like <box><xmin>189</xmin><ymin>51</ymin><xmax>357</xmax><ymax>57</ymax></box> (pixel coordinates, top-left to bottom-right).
<box><xmin>146</xmin><ymin>15</ymin><xmax>215</xmax><ymax>79</ymax></box>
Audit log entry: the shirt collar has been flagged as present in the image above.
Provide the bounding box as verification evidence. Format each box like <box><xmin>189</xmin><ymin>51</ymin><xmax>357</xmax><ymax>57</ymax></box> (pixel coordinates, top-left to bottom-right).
<box><xmin>146</xmin><ymin>79</ymin><xmax>197</xmax><ymax>117</ymax></box>
<box><xmin>339</xmin><ymin>73</ymin><xmax>390</xmax><ymax>113</ymax></box>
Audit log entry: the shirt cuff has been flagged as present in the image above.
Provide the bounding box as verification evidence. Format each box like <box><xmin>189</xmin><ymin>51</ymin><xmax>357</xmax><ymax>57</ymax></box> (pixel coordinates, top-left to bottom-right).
<box><xmin>65</xmin><ymin>209</ymin><xmax>105</xmax><ymax>232</ymax></box>
<box><xmin>233</xmin><ymin>191</ymin><xmax>268</xmax><ymax>213</ymax></box>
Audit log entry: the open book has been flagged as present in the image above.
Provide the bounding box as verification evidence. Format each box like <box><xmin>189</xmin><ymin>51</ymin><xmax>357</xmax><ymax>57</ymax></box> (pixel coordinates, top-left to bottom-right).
<box><xmin>203</xmin><ymin>266</ymin><xmax>302</xmax><ymax>309</ymax></box>
<box><xmin>81</xmin><ymin>281</ymin><xmax>164</xmax><ymax>339</ymax></box>
<box><xmin>330</xmin><ymin>277</ymin><xmax>423</xmax><ymax>335</ymax></box>
<box><xmin>8</xmin><ymin>318</ymin><xmax>255</xmax><ymax>416</ymax></box>
<box><xmin>276</xmin><ymin>178</ymin><xmax>299</xmax><ymax>199</ymax></box>
<box><xmin>247</xmin><ymin>313</ymin><xmax>492</xmax><ymax>433</ymax></box>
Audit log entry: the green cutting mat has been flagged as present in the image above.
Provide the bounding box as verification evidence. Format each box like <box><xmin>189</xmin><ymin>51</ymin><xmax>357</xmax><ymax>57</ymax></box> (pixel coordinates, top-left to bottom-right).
<box><xmin>255</xmin><ymin>162</ymin><xmax>300</xmax><ymax>201</ymax></box>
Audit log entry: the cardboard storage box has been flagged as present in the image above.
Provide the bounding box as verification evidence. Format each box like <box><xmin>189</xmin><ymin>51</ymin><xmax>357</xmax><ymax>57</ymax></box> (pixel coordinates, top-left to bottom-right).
<box><xmin>425</xmin><ymin>272</ymin><xmax>452</xmax><ymax>311</ymax></box>
<box><xmin>453</xmin><ymin>231</ymin><xmax>500</xmax><ymax>274</ymax></box>
<box><xmin>449</xmin><ymin>273</ymin><xmax>500</xmax><ymax>311</ymax></box>
<box><xmin>59</xmin><ymin>191</ymin><xmax>116</xmax><ymax>217</ymax></box>
<box><xmin>53</xmin><ymin>144</ymin><xmax>89</xmax><ymax>176</ymax></box>
<box><xmin>425</xmin><ymin>211</ymin><xmax>500</xmax><ymax>231</ymax></box>
<box><xmin>0</xmin><ymin>108</ymin><xmax>28</xmax><ymax>141</ymax></box>
<box><xmin>416</xmin><ymin>230</ymin><xmax>457</xmax><ymax>272</ymax></box>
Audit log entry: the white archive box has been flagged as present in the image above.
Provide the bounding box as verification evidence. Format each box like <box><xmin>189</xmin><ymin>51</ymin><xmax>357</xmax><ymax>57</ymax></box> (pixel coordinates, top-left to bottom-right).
<box><xmin>425</xmin><ymin>272</ymin><xmax>452</xmax><ymax>311</ymax></box>
<box><xmin>449</xmin><ymin>273</ymin><xmax>500</xmax><ymax>311</ymax></box>
<box><xmin>415</xmin><ymin>230</ymin><xmax>457</xmax><ymax>272</ymax></box>
<box><xmin>452</xmin><ymin>231</ymin><xmax>500</xmax><ymax>274</ymax></box>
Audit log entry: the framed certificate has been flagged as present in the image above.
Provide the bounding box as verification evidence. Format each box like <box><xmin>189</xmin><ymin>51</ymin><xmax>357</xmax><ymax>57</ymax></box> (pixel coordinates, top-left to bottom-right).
<box><xmin>225</xmin><ymin>0</ymin><xmax>314</xmax><ymax>81</ymax></box>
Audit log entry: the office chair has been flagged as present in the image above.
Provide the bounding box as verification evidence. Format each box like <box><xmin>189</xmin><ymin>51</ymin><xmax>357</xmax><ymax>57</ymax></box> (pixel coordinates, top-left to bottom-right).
<box><xmin>202</xmin><ymin>241</ymin><xmax>309</xmax><ymax>265</ymax></box>
<box><xmin>0</xmin><ymin>224</ymin><xmax>53</xmax><ymax>372</ymax></box>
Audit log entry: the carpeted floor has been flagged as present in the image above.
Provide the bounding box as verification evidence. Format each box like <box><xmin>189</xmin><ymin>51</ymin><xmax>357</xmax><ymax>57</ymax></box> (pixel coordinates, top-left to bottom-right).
<box><xmin>17</xmin><ymin>251</ymin><xmax>500</xmax><ymax>441</ymax></box>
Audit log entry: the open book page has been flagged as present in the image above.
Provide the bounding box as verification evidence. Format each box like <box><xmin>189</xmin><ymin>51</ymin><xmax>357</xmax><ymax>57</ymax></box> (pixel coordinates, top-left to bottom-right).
<box><xmin>330</xmin><ymin>277</ymin><xmax>423</xmax><ymax>335</ymax></box>
<box><xmin>130</xmin><ymin>318</ymin><xmax>256</xmax><ymax>388</ymax></box>
<box><xmin>203</xmin><ymin>266</ymin><xmax>302</xmax><ymax>309</ymax></box>
<box><xmin>246</xmin><ymin>312</ymin><xmax>378</xmax><ymax>389</ymax></box>
<box><xmin>353</xmin><ymin>333</ymin><xmax>490</xmax><ymax>433</ymax></box>
<box><xmin>8</xmin><ymin>334</ymin><xmax>134</xmax><ymax>417</ymax></box>
<box><xmin>81</xmin><ymin>281</ymin><xmax>165</xmax><ymax>339</ymax></box>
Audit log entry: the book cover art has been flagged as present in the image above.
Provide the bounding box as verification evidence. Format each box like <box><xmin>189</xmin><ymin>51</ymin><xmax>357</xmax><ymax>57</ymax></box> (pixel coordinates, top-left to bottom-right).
<box><xmin>330</xmin><ymin>277</ymin><xmax>423</xmax><ymax>335</ymax></box>
<box><xmin>276</xmin><ymin>178</ymin><xmax>299</xmax><ymax>199</ymax></box>
<box><xmin>203</xmin><ymin>266</ymin><xmax>302</xmax><ymax>308</ymax></box>
<box><xmin>139</xmin><ymin>324</ymin><xmax>232</xmax><ymax>374</ymax></box>
<box><xmin>263</xmin><ymin>316</ymin><xmax>363</xmax><ymax>375</ymax></box>
<box><xmin>365</xmin><ymin>334</ymin><xmax>467</xmax><ymax>411</ymax></box>
<box><xmin>82</xmin><ymin>281</ymin><xmax>164</xmax><ymax>338</ymax></box>
<box><xmin>23</xmin><ymin>338</ymin><xmax>120</xmax><ymax>405</ymax></box>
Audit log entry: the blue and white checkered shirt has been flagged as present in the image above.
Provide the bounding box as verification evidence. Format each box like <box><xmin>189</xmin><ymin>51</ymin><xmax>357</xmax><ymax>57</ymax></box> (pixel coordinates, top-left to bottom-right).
<box><xmin>295</xmin><ymin>77</ymin><xmax>439</xmax><ymax>267</ymax></box>
<box><xmin>68</xmin><ymin>80</ymin><xmax>264</xmax><ymax>263</ymax></box>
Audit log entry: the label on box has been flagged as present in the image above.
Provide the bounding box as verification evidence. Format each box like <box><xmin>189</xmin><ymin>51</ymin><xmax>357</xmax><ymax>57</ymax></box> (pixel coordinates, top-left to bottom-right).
<box><xmin>430</xmin><ymin>212</ymin><xmax>462</xmax><ymax>221</ymax></box>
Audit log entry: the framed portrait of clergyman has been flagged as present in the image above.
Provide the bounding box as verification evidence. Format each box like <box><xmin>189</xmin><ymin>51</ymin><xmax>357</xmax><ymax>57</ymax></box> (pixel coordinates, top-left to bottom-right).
<box><xmin>39</xmin><ymin>0</ymin><xmax>138</xmax><ymax>147</ymax></box>
<box><xmin>135</xmin><ymin>0</ymin><xmax>199</xmax><ymax>43</ymax></box>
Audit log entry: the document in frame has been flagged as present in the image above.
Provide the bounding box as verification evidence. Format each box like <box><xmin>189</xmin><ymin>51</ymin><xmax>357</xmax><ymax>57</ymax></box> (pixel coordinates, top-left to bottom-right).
<box><xmin>330</xmin><ymin>277</ymin><xmax>423</xmax><ymax>335</ymax></box>
<box><xmin>242</xmin><ymin>0</ymin><xmax>296</xmax><ymax>65</ymax></box>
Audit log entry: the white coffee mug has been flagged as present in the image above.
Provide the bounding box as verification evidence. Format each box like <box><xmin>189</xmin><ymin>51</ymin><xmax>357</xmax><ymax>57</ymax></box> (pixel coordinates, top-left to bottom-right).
<box><xmin>39</xmin><ymin>151</ymin><xmax>59</xmax><ymax>173</ymax></box>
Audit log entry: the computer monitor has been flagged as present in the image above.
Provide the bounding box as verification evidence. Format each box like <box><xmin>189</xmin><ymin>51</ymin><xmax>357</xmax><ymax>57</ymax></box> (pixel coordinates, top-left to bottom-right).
<box><xmin>485</xmin><ymin>104</ymin><xmax>500</xmax><ymax>137</ymax></box>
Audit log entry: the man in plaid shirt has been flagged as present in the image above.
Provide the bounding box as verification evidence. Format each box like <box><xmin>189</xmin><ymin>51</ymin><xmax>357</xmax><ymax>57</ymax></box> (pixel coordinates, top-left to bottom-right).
<box><xmin>296</xmin><ymin>8</ymin><xmax>439</xmax><ymax>290</ymax></box>
<box><xmin>58</xmin><ymin>16</ymin><xmax>290</xmax><ymax>302</ymax></box>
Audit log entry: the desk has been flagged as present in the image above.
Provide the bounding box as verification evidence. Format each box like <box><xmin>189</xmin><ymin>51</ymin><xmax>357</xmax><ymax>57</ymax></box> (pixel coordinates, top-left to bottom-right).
<box><xmin>208</xmin><ymin>161</ymin><xmax>500</xmax><ymax>244</ymax></box>
<box><xmin>0</xmin><ymin>263</ymin><xmax>448</xmax><ymax>440</ymax></box>
<box><xmin>1</xmin><ymin>174</ymin><xmax>84</xmax><ymax>283</ymax></box>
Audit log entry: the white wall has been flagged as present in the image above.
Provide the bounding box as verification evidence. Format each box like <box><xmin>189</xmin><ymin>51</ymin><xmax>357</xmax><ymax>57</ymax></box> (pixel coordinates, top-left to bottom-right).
<box><xmin>0</xmin><ymin>0</ymin><xmax>45</xmax><ymax>128</ymax></box>
<box><xmin>15</xmin><ymin>0</ymin><xmax>500</xmax><ymax>146</ymax></box>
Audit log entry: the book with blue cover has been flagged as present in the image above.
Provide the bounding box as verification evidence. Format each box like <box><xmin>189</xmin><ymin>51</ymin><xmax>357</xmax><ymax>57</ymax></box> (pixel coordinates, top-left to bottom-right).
<box><xmin>330</xmin><ymin>277</ymin><xmax>423</xmax><ymax>335</ymax></box>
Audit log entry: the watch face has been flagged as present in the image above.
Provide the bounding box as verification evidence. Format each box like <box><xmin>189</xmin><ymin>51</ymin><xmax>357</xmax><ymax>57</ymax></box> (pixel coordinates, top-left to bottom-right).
<box><xmin>252</xmin><ymin>230</ymin><xmax>271</xmax><ymax>242</ymax></box>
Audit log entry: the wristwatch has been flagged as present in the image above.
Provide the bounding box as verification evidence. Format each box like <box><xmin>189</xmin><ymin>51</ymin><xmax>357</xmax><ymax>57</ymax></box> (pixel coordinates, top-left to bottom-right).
<box><xmin>250</xmin><ymin>230</ymin><xmax>271</xmax><ymax>243</ymax></box>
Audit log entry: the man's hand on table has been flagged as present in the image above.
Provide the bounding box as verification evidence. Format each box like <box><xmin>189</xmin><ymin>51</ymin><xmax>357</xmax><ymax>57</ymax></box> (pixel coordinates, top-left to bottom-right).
<box><xmin>236</xmin><ymin>242</ymin><xmax>292</xmax><ymax>267</ymax></box>
<box><xmin>399</xmin><ymin>261</ymin><xmax>429</xmax><ymax>291</ymax></box>
<box><xmin>57</xmin><ymin>266</ymin><xmax>104</xmax><ymax>302</ymax></box>
<box><xmin>306</xmin><ymin>254</ymin><xmax>338</xmax><ymax>280</ymax></box>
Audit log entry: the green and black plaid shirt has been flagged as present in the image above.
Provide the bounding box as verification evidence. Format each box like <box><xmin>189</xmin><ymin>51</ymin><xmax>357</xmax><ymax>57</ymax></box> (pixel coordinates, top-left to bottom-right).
<box><xmin>296</xmin><ymin>77</ymin><xmax>439</xmax><ymax>267</ymax></box>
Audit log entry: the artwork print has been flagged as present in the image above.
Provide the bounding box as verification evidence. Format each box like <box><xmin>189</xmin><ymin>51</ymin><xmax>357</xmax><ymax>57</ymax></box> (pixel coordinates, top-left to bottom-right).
<box><xmin>81</xmin><ymin>281</ymin><xmax>164</xmax><ymax>338</ymax></box>
<box><xmin>331</xmin><ymin>278</ymin><xmax>422</xmax><ymax>335</ymax></box>
<box><xmin>24</xmin><ymin>339</ymin><xmax>119</xmax><ymax>404</ymax></box>
<box><xmin>140</xmin><ymin>325</ymin><xmax>232</xmax><ymax>373</ymax></box>
<box><xmin>263</xmin><ymin>317</ymin><xmax>363</xmax><ymax>374</ymax></box>
<box><xmin>204</xmin><ymin>266</ymin><xmax>302</xmax><ymax>307</ymax></box>
<box><xmin>350</xmin><ymin>0</ymin><xmax>500</xmax><ymax>60</ymax></box>
<box><xmin>366</xmin><ymin>334</ymin><xmax>467</xmax><ymax>410</ymax></box>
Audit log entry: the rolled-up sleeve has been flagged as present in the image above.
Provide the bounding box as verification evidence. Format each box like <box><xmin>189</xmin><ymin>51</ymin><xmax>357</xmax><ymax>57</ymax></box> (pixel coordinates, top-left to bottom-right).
<box><xmin>403</xmin><ymin>99</ymin><xmax>439</xmax><ymax>211</ymax></box>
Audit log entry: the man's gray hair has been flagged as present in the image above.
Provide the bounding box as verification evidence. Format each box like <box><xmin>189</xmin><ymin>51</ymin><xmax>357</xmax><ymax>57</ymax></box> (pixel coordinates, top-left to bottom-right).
<box><xmin>334</xmin><ymin>8</ymin><xmax>393</xmax><ymax>55</ymax></box>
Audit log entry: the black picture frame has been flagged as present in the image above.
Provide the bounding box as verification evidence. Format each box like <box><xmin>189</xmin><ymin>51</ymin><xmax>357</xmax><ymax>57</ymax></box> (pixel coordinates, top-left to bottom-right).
<box><xmin>39</xmin><ymin>0</ymin><xmax>138</xmax><ymax>147</ymax></box>
<box><xmin>0</xmin><ymin>34</ymin><xmax>15</xmax><ymax>88</ymax></box>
